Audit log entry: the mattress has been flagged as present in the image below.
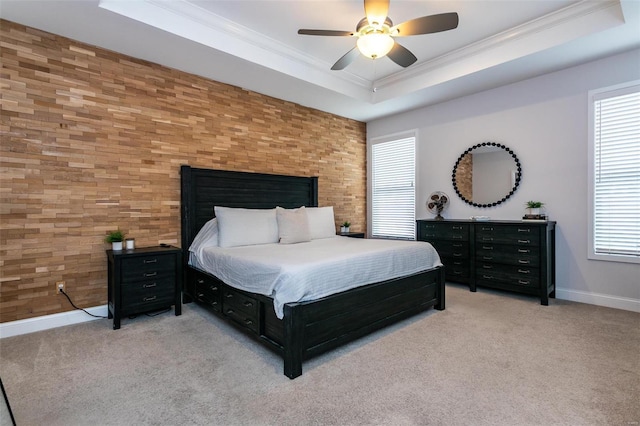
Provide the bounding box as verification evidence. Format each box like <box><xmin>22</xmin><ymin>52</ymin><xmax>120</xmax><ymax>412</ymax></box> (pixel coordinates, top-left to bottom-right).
<box><xmin>190</xmin><ymin>236</ymin><xmax>442</xmax><ymax>319</ymax></box>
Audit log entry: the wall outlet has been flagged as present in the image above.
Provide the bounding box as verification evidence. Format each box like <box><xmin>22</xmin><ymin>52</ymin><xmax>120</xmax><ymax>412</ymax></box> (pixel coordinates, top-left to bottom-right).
<box><xmin>56</xmin><ymin>281</ymin><xmax>65</xmax><ymax>294</ymax></box>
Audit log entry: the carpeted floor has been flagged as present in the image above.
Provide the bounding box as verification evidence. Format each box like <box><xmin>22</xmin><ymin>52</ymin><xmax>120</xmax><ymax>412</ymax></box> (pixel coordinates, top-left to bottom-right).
<box><xmin>1</xmin><ymin>284</ymin><xmax>638</xmax><ymax>426</ymax></box>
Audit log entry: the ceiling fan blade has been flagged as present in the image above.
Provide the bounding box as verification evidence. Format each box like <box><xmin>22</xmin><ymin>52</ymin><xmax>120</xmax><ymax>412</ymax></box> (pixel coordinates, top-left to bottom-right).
<box><xmin>364</xmin><ymin>0</ymin><xmax>390</xmax><ymax>25</ymax></box>
<box><xmin>331</xmin><ymin>47</ymin><xmax>361</xmax><ymax>71</ymax></box>
<box><xmin>387</xmin><ymin>42</ymin><xmax>417</xmax><ymax>68</ymax></box>
<box><xmin>392</xmin><ymin>12</ymin><xmax>459</xmax><ymax>36</ymax></box>
<box><xmin>298</xmin><ymin>29</ymin><xmax>355</xmax><ymax>36</ymax></box>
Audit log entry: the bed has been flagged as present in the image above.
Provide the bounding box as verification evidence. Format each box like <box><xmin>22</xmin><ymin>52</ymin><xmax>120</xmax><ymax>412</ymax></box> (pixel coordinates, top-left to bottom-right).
<box><xmin>180</xmin><ymin>165</ymin><xmax>445</xmax><ymax>379</ymax></box>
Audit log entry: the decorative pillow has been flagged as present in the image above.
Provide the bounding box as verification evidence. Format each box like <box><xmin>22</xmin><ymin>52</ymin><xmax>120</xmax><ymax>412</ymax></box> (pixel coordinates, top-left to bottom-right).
<box><xmin>214</xmin><ymin>206</ymin><xmax>279</xmax><ymax>248</ymax></box>
<box><xmin>188</xmin><ymin>217</ymin><xmax>219</xmax><ymax>254</ymax></box>
<box><xmin>305</xmin><ymin>206</ymin><xmax>336</xmax><ymax>239</ymax></box>
<box><xmin>276</xmin><ymin>206</ymin><xmax>311</xmax><ymax>244</ymax></box>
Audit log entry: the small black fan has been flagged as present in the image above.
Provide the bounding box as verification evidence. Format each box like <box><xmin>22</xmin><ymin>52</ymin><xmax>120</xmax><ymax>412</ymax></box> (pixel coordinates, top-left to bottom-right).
<box><xmin>298</xmin><ymin>0</ymin><xmax>459</xmax><ymax>70</ymax></box>
<box><xmin>427</xmin><ymin>191</ymin><xmax>450</xmax><ymax>220</ymax></box>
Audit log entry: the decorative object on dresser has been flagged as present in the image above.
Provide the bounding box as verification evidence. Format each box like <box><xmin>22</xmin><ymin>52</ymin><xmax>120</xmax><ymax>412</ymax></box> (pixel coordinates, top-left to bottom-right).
<box><xmin>426</xmin><ymin>191</ymin><xmax>450</xmax><ymax>220</ymax></box>
<box><xmin>452</xmin><ymin>142</ymin><xmax>522</xmax><ymax>208</ymax></box>
<box><xmin>181</xmin><ymin>166</ymin><xmax>445</xmax><ymax>379</ymax></box>
<box><xmin>107</xmin><ymin>245</ymin><xmax>182</xmax><ymax>330</ymax></box>
<box><xmin>523</xmin><ymin>201</ymin><xmax>547</xmax><ymax>220</ymax></box>
<box><xmin>104</xmin><ymin>229</ymin><xmax>126</xmax><ymax>251</ymax></box>
<box><xmin>341</xmin><ymin>221</ymin><xmax>351</xmax><ymax>233</ymax></box>
<box><xmin>417</xmin><ymin>219</ymin><xmax>556</xmax><ymax>305</ymax></box>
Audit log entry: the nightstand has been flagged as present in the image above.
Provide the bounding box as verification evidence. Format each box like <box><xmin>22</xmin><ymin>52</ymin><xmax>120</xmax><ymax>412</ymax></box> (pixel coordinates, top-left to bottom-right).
<box><xmin>340</xmin><ymin>232</ymin><xmax>365</xmax><ymax>238</ymax></box>
<box><xmin>107</xmin><ymin>245</ymin><xmax>182</xmax><ymax>330</ymax></box>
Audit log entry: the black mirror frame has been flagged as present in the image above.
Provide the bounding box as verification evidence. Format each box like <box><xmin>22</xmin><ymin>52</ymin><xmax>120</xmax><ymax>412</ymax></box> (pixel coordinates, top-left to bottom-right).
<box><xmin>451</xmin><ymin>142</ymin><xmax>522</xmax><ymax>208</ymax></box>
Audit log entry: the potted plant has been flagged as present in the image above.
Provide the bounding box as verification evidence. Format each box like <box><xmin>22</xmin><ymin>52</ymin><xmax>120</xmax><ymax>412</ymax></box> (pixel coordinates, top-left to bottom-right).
<box><xmin>340</xmin><ymin>221</ymin><xmax>351</xmax><ymax>234</ymax></box>
<box><xmin>525</xmin><ymin>201</ymin><xmax>544</xmax><ymax>216</ymax></box>
<box><xmin>104</xmin><ymin>229</ymin><xmax>126</xmax><ymax>251</ymax></box>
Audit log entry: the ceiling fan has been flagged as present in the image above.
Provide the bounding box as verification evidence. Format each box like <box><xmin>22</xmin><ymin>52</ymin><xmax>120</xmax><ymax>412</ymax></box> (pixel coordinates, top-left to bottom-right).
<box><xmin>298</xmin><ymin>0</ymin><xmax>459</xmax><ymax>71</ymax></box>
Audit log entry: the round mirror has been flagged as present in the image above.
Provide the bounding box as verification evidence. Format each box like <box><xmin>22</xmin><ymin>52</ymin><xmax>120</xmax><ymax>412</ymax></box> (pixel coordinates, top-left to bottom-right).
<box><xmin>451</xmin><ymin>142</ymin><xmax>522</xmax><ymax>207</ymax></box>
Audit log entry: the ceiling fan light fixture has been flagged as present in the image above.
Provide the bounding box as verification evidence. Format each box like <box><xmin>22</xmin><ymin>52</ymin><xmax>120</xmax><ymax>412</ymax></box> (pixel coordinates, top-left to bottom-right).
<box><xmin>357</xmin><ymin>33</ymin><xmax>394</xmax><ymax>59</ymax></box>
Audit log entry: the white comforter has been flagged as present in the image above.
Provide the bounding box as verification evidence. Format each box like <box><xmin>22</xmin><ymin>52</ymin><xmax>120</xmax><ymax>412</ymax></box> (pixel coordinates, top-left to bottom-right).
<box><xmin>190</xmin><ymin>236</ymin><xmax>442</xmax><ymax>319</ymax></box>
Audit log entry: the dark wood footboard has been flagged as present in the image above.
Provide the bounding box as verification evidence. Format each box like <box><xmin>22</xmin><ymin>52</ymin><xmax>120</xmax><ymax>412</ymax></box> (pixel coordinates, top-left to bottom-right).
<box><xmin>188</xmin><ymin>264</ymin><xmax>445</xmax><ymax>378</ymax></box>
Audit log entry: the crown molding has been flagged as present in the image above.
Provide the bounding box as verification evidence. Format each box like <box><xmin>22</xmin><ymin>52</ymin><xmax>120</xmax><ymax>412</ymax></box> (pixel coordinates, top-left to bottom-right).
<box><xmin>100</xmin><ymin>0</ymin><xmax>371</xmax><ymax>98</ymax></box>
<box><xmin>371</xmin><ymin>0</ymin><xmax>624</xmax><ymax>102</ymax></box>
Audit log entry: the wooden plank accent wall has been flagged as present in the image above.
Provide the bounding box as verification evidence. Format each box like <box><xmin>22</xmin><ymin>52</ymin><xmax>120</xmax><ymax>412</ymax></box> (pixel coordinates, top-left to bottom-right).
<box><xmin>0</xmin><ymin>20</ymin><xmax>366</xmax><ymax>323</ymax></box>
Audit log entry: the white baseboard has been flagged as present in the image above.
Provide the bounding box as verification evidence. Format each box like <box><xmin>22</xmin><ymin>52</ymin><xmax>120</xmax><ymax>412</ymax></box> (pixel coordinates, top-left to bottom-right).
<box><xmin>0</xmin><ymin>305</ymin><xmax>108</xmax><ymax>339</ymax></box>
<box><xmin>556</xmin><ymin>289</ymin><xmax>640</xmax><ymax>313</ymax></box>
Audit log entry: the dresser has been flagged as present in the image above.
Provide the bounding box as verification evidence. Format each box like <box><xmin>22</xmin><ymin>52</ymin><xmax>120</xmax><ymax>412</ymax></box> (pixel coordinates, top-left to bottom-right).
<box><xmin>417</xmin><ymin>219</ymin><xmax>556</xmax><ymax>305</ymax></box>
<box><xmin>107</xmin><ymin>245</ymin><xmax>182</xmax><ymax>329</ymax></box>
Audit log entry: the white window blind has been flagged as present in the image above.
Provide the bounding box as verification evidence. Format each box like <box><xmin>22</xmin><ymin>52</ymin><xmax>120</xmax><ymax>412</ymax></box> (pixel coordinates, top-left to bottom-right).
<box><xmin>371</xmin><ymin>137</ymin><xmax>416</xmax><ymax>239</ymax></box>
<box><xmin>591</xmin><ymin>83</ymin><xmax>640</xmax><ymax>262</ymax></box>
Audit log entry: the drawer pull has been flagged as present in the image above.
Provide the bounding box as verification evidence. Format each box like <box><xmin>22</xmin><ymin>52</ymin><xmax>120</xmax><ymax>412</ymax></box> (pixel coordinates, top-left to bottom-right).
<box><xmin>482</xmin><ymin>265</ymin><xmax>493</xmax><ymax>269</ymax></box>
<box><xmin>482</xmin><ymin>275</ymin><xmax>494</xmax><ymax>279</ymax></box>
<box><xmin>518</xmin><ymin>280</ymin><xmax>530</xmax><ymax>285</ymax></box>
<box><xmin>482</xmin><ymin>237</ymin><xmax>494</xmax><ymax>242</ymax></box>
<box><xmin>425</xmin><ymin>233</ymin><xmax>436</xmax><ymax>238</ymax></box>
<box><xmin>518</xmin><ymin>240</ymin><xmax>530</xmax><ymax>244</ymax></box>
<box><xmin>243</xmin><ymin>301</ymin><xmax>253</xmax><ymax>307</ymax></box>
<box><xmin>453</xmin><ymin>253</ymin><xmax>462</xmax><ymax>257</ymax></box>
<box><xmin>225</xmin><ymin>293</ymin><xmax>234</xmax><ymax>298</ymax></box>
<box><xmin>483</xmin><ymin>256</ymin><xmax>493</xmax><ymax>260</ymax></box>
<box><xmin>209</xmin><ymin>285</ymin><xmax>218</xmax><ymax>291</ymax></box>
<box><xmin>482</xmin><ymin>246</ymin><xmax>493</xmax><ymax>250</ymax></box>
<box><xmin>143</xmin><ymin>296</ymin><xmax>157</xmax><ymax>302</ymax></box>
<box><xmin>452</xmin><ymin>235</ymin><xmax>463</xmax><ymax>240</ymax></box>
<box><xmin>197</xmin><ymin>279</ymin><xmax>204</xmax><ymax>284</ymax></box>
<box><xmin>453</xmin><ymin>243</ymin><xmax>463</xmax><ymax>247</ymax></box>
<box><xmin>453</xmin><ymin>261</ymin><xmax>462</xmax><ymax>265</ymax></box>
<box><xmin>452</xmin><ymin>226</ymin><xmax>463</xmax><ymax>230</ymax></box>
<box><xmin>518</xmin><ymin>269</ymin><xmax>531</xmax><ymax>274</ymax></box>
<box><xmin>518</xmin><ymin>228</ymin><xmax>531</xmax><ymax>233</ymax></box>
<box><xmin>143</xmin><ymin>283</ymin><xmax>157</xmax><ymax>288</ymax></box>
<box><xmin>481</xmin><ymin>227</ymin><xmax>494</xmax><ymax>231</ymax></box>
<box><xmin>244</xmin><ymin>319</ymin><xmax>253</xmax><ymax>325</ymax></box>
<box><xmin>226</xmin><ymin>309</ymin><xmax>234</xmax><ymax>315</ymax></box>
<box><xmin>518</xmin><ymin>260</ymin><xmax>531</xmax><ymax>264</ymax></box>
<box><xmin>518</xmin><ymin>249</ymin><xmax>530</xmax><ymax>253</ymax></box>
<box><xmin>144</xmin><ymin>272</ymin><xmax>157</xmax><ymax>278</ymax></box>
<box><xmin>144</xmin><ymin>259</ymin><xmax>158</xmax><ymax>264</ymax></box>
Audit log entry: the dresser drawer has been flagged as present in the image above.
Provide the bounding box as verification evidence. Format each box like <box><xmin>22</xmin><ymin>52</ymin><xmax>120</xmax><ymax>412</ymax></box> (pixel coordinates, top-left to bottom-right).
<box><xmin>431</xmin><ymin>240</ymin><xmax>470</xmax><ymax>258</ymax></box>
<box><xmin>420</xmin><ymin>222</ymin><xmax>469</xmax><ymax>241</ymax></box>
<box><xmin>194</xmin><ymin>272</ymin><xmax>222</xmax><ymax>312</ymax></box>
<box><xmin>223</xmin><ymin>288</ymin><xmax>259</xmax><ymax>333</ymax></box>
<box><xmin>476</xmin><ymin>225</ymin><xmax>540</xmax><ymax>246</ymax></box>
<box><xmin>442</xmin><ymin>257</ymin><xmax>470</xmax><ymax>282</ymax></box>
<box><xmin>121</xmin><ymin>254</ymin><xmax>176</xmax><ymax>282</ymax></box>
<box><xmin>476</xmin><ymin>262</ymin><xmax>540</xmax><ymax>286</ymax></box>
<box><xmin>476</xmin><ymin>244</ymin><xmax>540</xmax><ymax>267</ymax></box>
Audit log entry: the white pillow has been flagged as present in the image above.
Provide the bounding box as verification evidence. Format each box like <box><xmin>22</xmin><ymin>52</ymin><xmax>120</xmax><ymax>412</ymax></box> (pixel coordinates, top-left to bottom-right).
<box><xmin>214</xmin><ymin>206</ymin><xmax>279</xmax><ymax>248</ymax></box>
<box><xmin>276</xmin><ymin>206</ymin><xmax>311</xmax><ymax>244</ymax></box>
<box><xmin>189</xmin><ymin>218</ymin><xmax>219</xmax><ymax>255</ymax></box>
<box><xmin>306</xmin><ymin>206</ymin><xmax>336</xmax><ymax>239</ymax></box>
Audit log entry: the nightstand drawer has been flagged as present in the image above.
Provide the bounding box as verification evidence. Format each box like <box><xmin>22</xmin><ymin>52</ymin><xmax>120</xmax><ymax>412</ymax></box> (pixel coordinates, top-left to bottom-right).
<box><xmin>120</xmin><ymin>290</ymin><xmax>175</xmax><ymax>313</ymax></box>
<box><xmin>121</xmin><ymin>254</ymin><xmax>176</xmax><ymax>282</ymax></box>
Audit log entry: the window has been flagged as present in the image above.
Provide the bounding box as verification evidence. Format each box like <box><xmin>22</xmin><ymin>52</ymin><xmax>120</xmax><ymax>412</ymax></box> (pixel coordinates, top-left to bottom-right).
<box><xmin>370</xmin><ymin>134</ymin><xmax>416</xmax><ymax>239</ymax></box>
<box><xmin>588</xmin><ymin>81</ymin><xmax>640</xmax><ymax>263</ymax></box>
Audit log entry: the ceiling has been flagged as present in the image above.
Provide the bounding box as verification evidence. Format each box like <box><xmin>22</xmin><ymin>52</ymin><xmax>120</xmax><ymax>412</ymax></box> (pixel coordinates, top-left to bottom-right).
<box><xmin>1</xmin><ymin>0</ymin><xmax>639</xmax><ymax>122</ymax></box>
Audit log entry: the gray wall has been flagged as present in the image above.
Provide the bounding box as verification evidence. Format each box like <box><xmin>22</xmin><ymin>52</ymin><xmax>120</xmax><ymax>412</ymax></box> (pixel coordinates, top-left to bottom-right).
<box><xmin>367</xmin><ymin>49</ymin><xmax>640</xmax><ymax>311</ymax></box>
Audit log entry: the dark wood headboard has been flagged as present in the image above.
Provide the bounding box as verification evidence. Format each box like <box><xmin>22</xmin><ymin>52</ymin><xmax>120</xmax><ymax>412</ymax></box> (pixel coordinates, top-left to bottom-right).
<box><xmin>180</xmin><ymin>166</ymin><xmax>319</xmax><ymax>253</ymax></box>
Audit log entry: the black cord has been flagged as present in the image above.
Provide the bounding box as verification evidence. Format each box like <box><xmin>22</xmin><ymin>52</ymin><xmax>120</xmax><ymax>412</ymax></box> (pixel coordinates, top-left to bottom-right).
<box><xmin>60</xmin><ymin>289</ymin><xmax>108</xmax><ymax>319</ymax></box>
